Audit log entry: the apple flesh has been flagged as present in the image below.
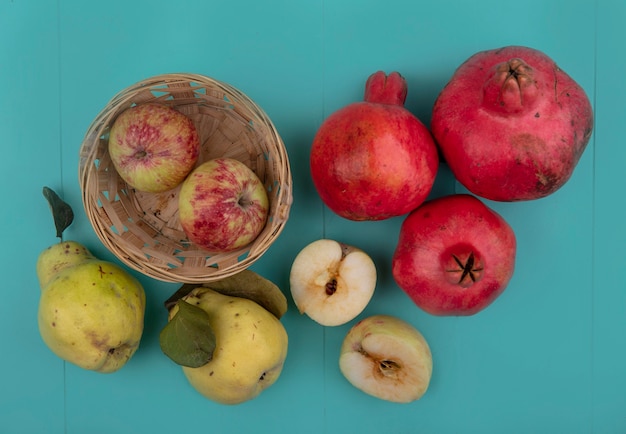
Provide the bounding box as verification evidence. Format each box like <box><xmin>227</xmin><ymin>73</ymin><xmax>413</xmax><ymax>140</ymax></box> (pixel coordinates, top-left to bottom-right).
<box><xmin>392</xmin><ymin>194</ymin><xmax>516</xmax><ymax>316</ymax></box>
<box><xmin>108</xmin><ymin>103</ymin><xmax>200</xmax><ymax>193</ymax></box>
<box><xmin>178</xmin><ymin>158</ymin><xmax>269</xmax><ymax>253</ymax></box>
<box><xmin>289</xmin><ymin>239</ymin><xmax>377</xmax><ymax>326</ymax></box>
<box><xmin>339</xmin><ymin>315</ymin><xmax>433</xmax><ymax>403</ymax></box>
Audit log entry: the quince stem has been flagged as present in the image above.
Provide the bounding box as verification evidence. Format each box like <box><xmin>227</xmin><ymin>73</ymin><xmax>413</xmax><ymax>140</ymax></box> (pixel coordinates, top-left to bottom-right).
<box><xmin>42</xmin><ymin>186</ymin><xmax>74</xmax><ymax>240</ymax></box>
<box><xmin>164</xmin><ymin>283</ymin><xmax>197</xmax><ymax>311</ymax></box>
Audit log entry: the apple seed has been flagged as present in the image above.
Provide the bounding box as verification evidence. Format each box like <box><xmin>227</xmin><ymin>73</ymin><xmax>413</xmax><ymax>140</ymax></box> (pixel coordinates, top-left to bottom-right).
<box><xmin>325</xmin><ymin>278</ymin><xmax>338</xmax><ymax>295</ymax></box>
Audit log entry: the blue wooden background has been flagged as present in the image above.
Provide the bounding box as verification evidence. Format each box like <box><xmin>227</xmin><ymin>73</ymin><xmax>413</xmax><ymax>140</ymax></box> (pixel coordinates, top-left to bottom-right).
<box><xmin>2</xmin><ymin>1</ymin><xmax>625</xmax><ymax>433</ymax></box>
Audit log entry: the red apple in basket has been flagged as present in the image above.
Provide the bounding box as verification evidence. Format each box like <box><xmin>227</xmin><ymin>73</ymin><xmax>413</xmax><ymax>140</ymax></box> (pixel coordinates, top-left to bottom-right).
<box><xmin>392</xmin><ymin>194</ymin><xmax>516</xmax><ymax>316</ymax></box>
<box><xmin>178</xmin><ymin>158</ymin><xmax>269</xmax><ymax>253</ymax></box>
<box><xmin>108</xmin><ymin>103</ymin><xmax>200</xmax><ymax>193</ymax></box>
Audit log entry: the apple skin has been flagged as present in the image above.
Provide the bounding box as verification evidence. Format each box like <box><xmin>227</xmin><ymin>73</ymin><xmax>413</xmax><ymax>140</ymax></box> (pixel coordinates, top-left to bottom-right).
<box><xmin>178</xmin><ymin>158</ymin><xmax>269</xmax><ymax>253</ymax></box>
<box><xmin>392</xmin><ymin>194</ymin><xmax>516</xmax><ymax>316</ymax></box>
<box><xmin>108</xmin><ymin>103</ymin><xmax>200</xmax><ymax>193</ymax></box>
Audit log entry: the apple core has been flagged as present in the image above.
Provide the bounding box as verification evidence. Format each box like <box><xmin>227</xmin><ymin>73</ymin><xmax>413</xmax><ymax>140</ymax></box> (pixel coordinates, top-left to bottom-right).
<box><xmin>378</xmin><ymin>359</ymin><xmax>401</xmax><ymax>378</ymax></box>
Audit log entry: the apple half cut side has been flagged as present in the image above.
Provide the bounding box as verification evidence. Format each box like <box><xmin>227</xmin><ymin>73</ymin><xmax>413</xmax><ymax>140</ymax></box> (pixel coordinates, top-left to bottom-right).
<box><xmin>339</xmin><ymin>315</ymin><xmax>432</xmax><ymax>403</ymax></box>
<box><xmin>289</xmin><ymin>239</ymin><xmax>377</xmax><ymax>326</ymax></box>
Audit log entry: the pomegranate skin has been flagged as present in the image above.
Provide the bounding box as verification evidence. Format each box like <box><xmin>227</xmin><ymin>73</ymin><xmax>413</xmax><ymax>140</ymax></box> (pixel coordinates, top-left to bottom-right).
<box><xmin>310</xmin><ymin>71</ymin><xmax>439</xmax><ymax>221</ymax></box>
<box><xmin>431</xmin><ymin>46</ymin><xmax>594</xmax><ymax>201</ymax></box>
<box><xmin>392</xmin><ymin>194</ymin><xmax>516</xmax><ymax>316</ymax></box>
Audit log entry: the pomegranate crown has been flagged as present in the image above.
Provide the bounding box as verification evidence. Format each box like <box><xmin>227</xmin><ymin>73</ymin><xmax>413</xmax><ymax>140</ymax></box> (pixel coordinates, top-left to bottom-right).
<box><xmin>364</xmin><ymin>71</ymin><xmax>408</xmax><ymax>106</ymax></box>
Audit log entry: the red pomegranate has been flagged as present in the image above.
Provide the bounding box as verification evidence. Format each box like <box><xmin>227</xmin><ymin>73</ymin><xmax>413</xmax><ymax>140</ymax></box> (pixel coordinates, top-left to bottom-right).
<box><xmin>431</xmin><ymin>46</ymin><xmax>594</xmax><ymax>201</ymax></box>
<box><xmin>310</xmin><ymin>71</ymin><xmax>439</xmax><ymax>221</ymax></box>
<box><xmin>392</xmin><ymin>194</ymin><xmax>517</xmax><ymax>316</ymax></box>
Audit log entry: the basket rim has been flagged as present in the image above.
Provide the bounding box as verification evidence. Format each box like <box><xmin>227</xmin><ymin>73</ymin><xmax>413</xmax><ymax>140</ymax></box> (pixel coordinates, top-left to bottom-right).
<box><xmin>78</xmin><ymin>72</ymin><xmax>293</xmax><ymax>284</ymax></box>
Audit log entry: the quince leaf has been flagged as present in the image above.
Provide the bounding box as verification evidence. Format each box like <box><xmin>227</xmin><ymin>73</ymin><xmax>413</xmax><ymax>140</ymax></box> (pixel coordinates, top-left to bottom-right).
<box><xmin>204</xmin><ymin>270</ymin><xmax>288</xmax><ymax>319</ymax></box>
<box><xmin>159</xmin><ymin>300</ymin><xmax>215</xmax><ymax>368</ymax></box>
<box><xmin>42</xmin><ymin>186</ymin><xmax>74</xmax><ymax>239</ymax></box>
<box><xmin>164</xmin><ymin>271</ymin><xmax>288</xmax><ymax>319</ymax></box>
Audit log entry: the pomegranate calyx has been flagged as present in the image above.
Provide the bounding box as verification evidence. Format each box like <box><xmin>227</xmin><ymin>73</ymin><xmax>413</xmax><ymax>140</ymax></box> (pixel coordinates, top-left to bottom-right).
<box><xmin>482</xmin><ymin>58</ymin><xmax>539</xmax><ymax>114</ymax></box>
<box><xmin>364</xmin><ymin>71</ymin><xmax>408</xmax><ymax>106</ymax></box>
<box><xmin>445</xmin><ymin>251</ymin><xmax>484</xmax><ymax>287</ymax></box>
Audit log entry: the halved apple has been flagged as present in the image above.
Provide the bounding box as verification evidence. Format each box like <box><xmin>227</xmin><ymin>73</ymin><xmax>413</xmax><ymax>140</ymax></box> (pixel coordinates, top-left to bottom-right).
<box><xmin>339</xmin><ymin>315</ymin><xmax>432</xmax><ymax>403</ymax></box>
<box><xmin>289</xmin><ymin>239</ymin><xmax>376</xmax><ymax>326</ymax></box>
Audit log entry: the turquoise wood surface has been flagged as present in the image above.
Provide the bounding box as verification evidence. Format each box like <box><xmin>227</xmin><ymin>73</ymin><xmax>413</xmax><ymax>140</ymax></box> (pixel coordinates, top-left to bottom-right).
<box><xmin>2</xmin><ymin>0</ymin><xmax>625</xmax><ymax>433</ymax></box>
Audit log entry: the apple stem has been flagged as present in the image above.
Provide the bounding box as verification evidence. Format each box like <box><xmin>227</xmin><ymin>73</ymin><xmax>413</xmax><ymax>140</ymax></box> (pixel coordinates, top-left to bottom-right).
<box><xmin>42</xmin><ymin>186</ymin><xmax>74</xmax><ymax>241</ymax></box>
